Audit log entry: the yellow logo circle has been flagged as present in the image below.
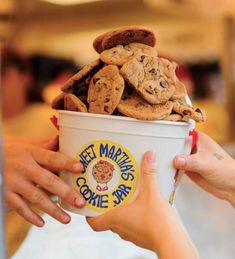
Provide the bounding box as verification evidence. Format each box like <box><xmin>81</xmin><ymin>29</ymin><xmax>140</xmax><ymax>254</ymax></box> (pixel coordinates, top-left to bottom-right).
<box><xmin>73</xmin><ymin>140</ymin><xmax>139</xmax><ymax>213</ymax></box>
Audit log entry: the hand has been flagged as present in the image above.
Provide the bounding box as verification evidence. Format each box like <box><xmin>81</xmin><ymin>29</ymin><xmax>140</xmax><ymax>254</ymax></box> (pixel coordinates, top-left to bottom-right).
<box><xmin>4</xmin><ymin>136</ymin><xmax>85</xmax><ymax>227</ymax></box>
<box><xmin>87</xmin><ymin>151</ymin><xmax>199</xmax><ymax>258</ymax></box>
<box><xmin>174</xmin><ymin>132</ymin><xmax>235</xmax><ymax>207</ymax></box>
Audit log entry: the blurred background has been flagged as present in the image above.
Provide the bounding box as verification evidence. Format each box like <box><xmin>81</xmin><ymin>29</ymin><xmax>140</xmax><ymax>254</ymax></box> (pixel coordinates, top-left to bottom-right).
<box><xmin>1</xmin><ymin>0</ymin><xmax>235</xmax><ymax>258</ymax></box>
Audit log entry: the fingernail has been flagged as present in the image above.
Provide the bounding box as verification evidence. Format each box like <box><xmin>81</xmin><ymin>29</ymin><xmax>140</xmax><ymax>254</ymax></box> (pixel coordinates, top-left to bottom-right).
<box><xmin>36</xmin><ymin>218</ymin><xmax>45</xmax><ymax>227</ymax></box>
<box><xmin>175</xmin><ymin>155</ymin><xmax>187</xmax><ymax>168</ymax></box>
<box><xmin>62</xmin><ymin>213</ymin><xmax>71</xmax><ymax>224</ymax></box>
<box><xmin>73</xmin><ymin>162</ymin><xmax>82</xmax><ymax>172</ymax></box>
<box><xmin>75</xmin><ymin>196</ymin><xmax>86</xmax><ymax>208</ymax></box>
<box><xmin>146</xmin><ymin>151</ymin><xmax>156</xmax><ymax>162</ymax></box>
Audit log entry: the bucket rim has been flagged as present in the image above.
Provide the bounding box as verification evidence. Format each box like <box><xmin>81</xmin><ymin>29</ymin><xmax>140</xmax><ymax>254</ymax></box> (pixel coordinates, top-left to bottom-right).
<box><xmin>58</xmin><ymin>110</ymin><xmax>195</xmax><ymax>126</ymax></box>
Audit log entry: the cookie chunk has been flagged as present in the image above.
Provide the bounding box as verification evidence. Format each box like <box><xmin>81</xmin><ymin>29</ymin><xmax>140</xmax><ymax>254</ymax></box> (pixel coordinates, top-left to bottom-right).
<box><xmin>171</xmin><ymin>80</ymin><xmax>187</xmax><ymax>100</ymax></box>
<box><xmin>120</xmin><ymin>55</ymin><xmax>176</xmax><ymax>104</ymax></box>
<box><xmin>64</xmin><ymin>94</ymin><xmax>87</xmax><ymax>112</ymax></box>
<box><xmin>100</xmin><ymin>43</ymin><xmax>157</xmax><ymax>66</ymax></box>
<box><xmin>172</xmin><ymin>100</ymin><xmax>207</xmax><ymax>122</ymax></box>
<box><xmin>117</xmin><ymin>94</ymin><xmax>173</xmax><ymax>120</ymax></box>
<box><xmin>88</xmin><ymin>65</ymin><xmax>125</xmax><ymax>115</ymax></box>
<box><xmin>51</xmin><ymin>92</ymin><xmax>66</xmax><ymax>110</ymax></box>
<box><xmin>61</xmin><ymin>59</ymin><xmax>103</xmax><ymax>96</ymax></box>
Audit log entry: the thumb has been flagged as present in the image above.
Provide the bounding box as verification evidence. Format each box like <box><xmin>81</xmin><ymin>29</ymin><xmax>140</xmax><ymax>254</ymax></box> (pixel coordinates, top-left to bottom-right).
<box><xmin>86</xmin><ymin>214</ymin><xmax>112</xmax><ymax>232</ymax></box>
<box><xmin>140</xmin><ymin>151</ymin><xmax>158</xmax><ymax>194</ymax></box>
<box><xmin>173</xmin><ymin>154</ymin><xmax>204</xmax><ymax>175</ymax></box>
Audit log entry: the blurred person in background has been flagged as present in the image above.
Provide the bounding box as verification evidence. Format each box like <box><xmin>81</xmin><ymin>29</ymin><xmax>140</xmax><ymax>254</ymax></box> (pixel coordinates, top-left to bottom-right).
<box><xmin>1</xmin><ymin>46</ymin><xmax>56</xmax><ymax>139</ymax></box>
<box><xmin>41</xmin><ymin>58</ymin><xmax>78</xmax><ymax>105</ymax></box>
<box><xmin>177</xmin><ymin>63</ymin><xmax>229</xmax><ymax>144</ymax></box>
<box><xmin>191</xmin><ymin>63</ymin><xmax>229</xmax><ymax>144</ymax></box>
<box><xmin>176</xmin><ymin>63</ymin><xmax>195</xmax><ymax>98</ymax></box>
<box><xmin>1</xmin><ymin>45</ymin><xmax>56</xmax><ymax>257</ymax></box>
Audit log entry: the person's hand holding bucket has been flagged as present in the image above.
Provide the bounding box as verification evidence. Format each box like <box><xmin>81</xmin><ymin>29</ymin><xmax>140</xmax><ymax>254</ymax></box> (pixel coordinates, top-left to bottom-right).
<box><xmin>87</xmin><ymin>151</ymin><xmax>199</xmax><ymax>258</ymax></box>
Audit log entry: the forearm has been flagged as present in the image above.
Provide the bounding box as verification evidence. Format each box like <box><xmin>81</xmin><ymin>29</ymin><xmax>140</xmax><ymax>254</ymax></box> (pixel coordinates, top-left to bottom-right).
<box><xmin>152</xmin><ymin>210</ymin><xmax>199</xmax><ymax>259</ymax></box>
<box><xmin>3</xmin><ymin>134</ymin><xmax>52</xmax><ymax>145</ymax></box>
<box><xmin>228</xmin><ymin>166</ymin><xmax>235</xmax><ymax>207</ymax></box>
<box><xmin>155</xmin><ymin>225</ymin><xmax>198</xmax><ymax>259</ymax></box>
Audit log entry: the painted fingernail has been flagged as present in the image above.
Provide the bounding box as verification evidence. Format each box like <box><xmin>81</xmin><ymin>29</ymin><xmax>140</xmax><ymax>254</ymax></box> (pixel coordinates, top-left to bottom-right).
<box><xmin>146</xmin><ymin>151</ymin><xmax>156</xmax><ymax>162</ymax></box>
<box><xmin>75</xmin><ymin>196</ymin><xmax>86</xmax><ymax>208</ymax></box>
<box><xmin>73</xmin><ymin>162</ymin><xmax>82</xmax><ymax>172</ymax></box>
<box><xmin>175</xmin><ymin>155</ymin><xmax>187</xmax><ymax>167</ymax></box>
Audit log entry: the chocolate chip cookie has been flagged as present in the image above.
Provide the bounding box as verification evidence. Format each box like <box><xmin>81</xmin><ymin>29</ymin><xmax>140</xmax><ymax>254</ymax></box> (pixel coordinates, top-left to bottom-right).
<box><xmin>172</xmin><ymin>100</ymin><xmax>206</xmax><ymax>122</ymax></box>
<box><xmin>61</xmin><ymin>59</ymin><xmax>103</xmax><ymax>96</ymax></box>
<box><xmin>163</xmin><ymin>113</ymin><xmax>183</xmax><ymax>122</ymax></box>
<box><xmin>100</xmin><ymin>43</ymin><xmax>157</xmax><ymax>66</ymax></box>
<box><xmin>171</xmin><ymin>80</ymin><xmax>187</xmax><ymax>100</ymax></box>
<box><xmin>64</xmin><ymin>93</ymin><xmax>87</xmax><ymax>112</ymax></box>
<box><xmin>88</xmin><ymin>65</ymin><xmax>125</xmax><ymax>114</ymax></box>
<box><xmin>51</xmin><ymin>92</ymin><xmax>66</xmax><ymax>109</ymax></box>
<box><xmin>93</xmin><ymin>26</ymin><xmax>156</xmax><ymax>53</ymax></box>
<box><xmin>117</xmin><ymin>94</ymin><xmax>173</xmax><ymax>120</ymax></box>
<box><xmin>93</xmin><ymin>32</ymin><xmax>107</xmax><ymax>54</ymax></box>
<box><xmin>120</xmin><ymin>55</ymin><xmax>176</xmax><ymax>104</ymax></box>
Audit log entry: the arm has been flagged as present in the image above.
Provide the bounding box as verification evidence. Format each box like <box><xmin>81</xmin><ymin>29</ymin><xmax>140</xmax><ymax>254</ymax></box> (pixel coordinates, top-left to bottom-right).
<box><xmin>4</xmin><ymin>136</ymin><xmax>85</xmax><ymax>227</ymax></box>
<box><xmin>87</xmin><ymin>151</ymin><xmax>199</xmax><ymax>258</ymax></box>
<box><xmin>174</xmin><ymin>132</ymin><xmax>235</xmax><ymax>207</ymax></box>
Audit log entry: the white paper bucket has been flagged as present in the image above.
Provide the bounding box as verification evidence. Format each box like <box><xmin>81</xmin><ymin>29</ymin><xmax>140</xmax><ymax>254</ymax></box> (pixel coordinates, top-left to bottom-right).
<box><xmin>58</xmin><ymin>111</ymin><xmax>194</xmax><ymax>216</ymax></box>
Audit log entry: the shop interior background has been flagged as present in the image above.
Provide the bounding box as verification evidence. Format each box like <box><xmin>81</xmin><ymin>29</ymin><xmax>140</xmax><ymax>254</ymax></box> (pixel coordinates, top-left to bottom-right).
<box><xmin>1</xmin><ymin>0</ymin><xmax>235</xmax><ymax>259</ymax></box>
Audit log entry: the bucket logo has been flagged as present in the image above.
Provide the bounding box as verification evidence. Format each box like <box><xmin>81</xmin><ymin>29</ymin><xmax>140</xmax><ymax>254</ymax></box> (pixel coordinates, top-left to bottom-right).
<box><xmin>73</xmin><ymin>140</ymin><xmax>139</xmax><ymax>213</ymax></box>
<box><xmin>92</xmin><ymin>160</ymin><xmax>114</xmax><ymax>192</ymax></box>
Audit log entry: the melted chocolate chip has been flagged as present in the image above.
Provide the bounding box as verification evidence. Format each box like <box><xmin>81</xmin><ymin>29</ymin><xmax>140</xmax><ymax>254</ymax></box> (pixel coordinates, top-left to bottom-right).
<box><xmin>143</xmin><ymin>31</ymin><xmax>150</xmax><ymax>37</ymax></box>
<box><xmin>140</xmin><ymin>55</ymin><xmax>146</xmax><ymax>62</ymax></box>
<box><xmin>104</xmin><ymin>97</ymin><xmax>110</xmax><ymax>103</ymax></box>
<box><xmin>93</xmin><ymin>77</ymin><xmax>100</xmax><ymax>84</ymax></box>
<box><xmin>146</xmin><ymin>88</ymin><xmax>154</xmax><ymax>95</ymax></box>
<box><xmin>160</xmin><ymin>80</ymin><xmax>168</xmax><ymax>88</ymax></box>
<box><xmin>195</xmin><ymin>108</ymin><xmax>202</xmax><ymax>113</ymax></box>
<box><xmin>183</xmin><ymin>110</ymin><xmax>191</xmax><ymax>116</ymax></box>
<box><xmin>149</xmin><ymin>68</ymin><xmax>157</xmax><ymax>74</ymax></box>
<box><xmin>125</xmin><ymin>30</ymin><xmax>135</xmax><ymax>38</ymax></box>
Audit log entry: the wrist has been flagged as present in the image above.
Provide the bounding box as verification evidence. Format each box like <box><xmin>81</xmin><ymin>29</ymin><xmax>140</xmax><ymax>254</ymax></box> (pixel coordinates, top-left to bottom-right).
<box><xmin>226</xmin><ymin>162</ymin><xmax>235</xmax><ymax>207</ymax></box>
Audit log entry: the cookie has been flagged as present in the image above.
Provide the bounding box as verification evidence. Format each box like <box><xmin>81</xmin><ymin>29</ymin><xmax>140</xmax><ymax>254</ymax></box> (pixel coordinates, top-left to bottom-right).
<box><xmin>100</xmin><ymin>43</ymin><xmax>157</xmax><ymax>66</ymax></box>
<box><xmin>117</xmin><ymin>94</ymin><xmax>173</xmax><ymax>120</ymax></box>
<box><xmin>92</xmin><ymin>160</ymin><xmax>114</xmax><ymax>184</ymax></box>
<box><xmin>101</xmin><ymin>26</ymin><xmax>156</xmax><ymax>51</ymax></box>
<box><xmin>51</xmin><ymin>92</ymin><xmax>66</xmax><ymax>110</ymax></box>
<box><xmin>61</xmin><ymin>59</ymin><xmax>103</xmax><ymax>95</ymax></box>
<box><xmin>93</xmin><ymin>32</ymin><xmax>108</xmax><ymax>54</ymax></box>
<box><xmin>192</xmin><ymin>108</ymin><xmax>207</xmax><ymax>122</ymax></box>
<box><xmin>87</xmin><ymin>65</ymin><xmax>125</xmax><ymax>115</ymax></box>
<box><xmin>120</xmin><ymin>55</ymin><xmax>176</xmax><ymax>104</ymax></box>
<box><xmin>171</xmin><ymin>80</ymin><xmax>187</xmax><ymax>100</ymax></box>
<box><xmin>64</xmin><ymin>93</ymin><xmax>87</xmax><ymax>112</ymax></box>
<box><xmin>172</xmin><ymin>100</ymin><xmax>206</xmax><ymax>122</ymax></box>
<box><xmin>163</xmin><ymin>114</ymin><xmax>183</xmax><ymax>122</ymax></box>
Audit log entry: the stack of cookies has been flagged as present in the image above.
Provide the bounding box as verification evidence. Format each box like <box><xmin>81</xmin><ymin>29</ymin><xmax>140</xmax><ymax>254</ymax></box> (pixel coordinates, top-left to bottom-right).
<box><xmin>52</xmin><ymin>26</ymin><xmax>206</xmax><ymax>122</ymax></box>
